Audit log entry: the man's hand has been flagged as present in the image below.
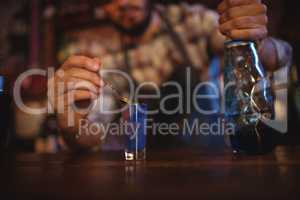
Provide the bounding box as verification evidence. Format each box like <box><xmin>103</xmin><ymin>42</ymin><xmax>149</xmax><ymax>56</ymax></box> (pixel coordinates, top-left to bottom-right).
<box><xmin>218</xmin><ymin>0</ymin><xmax>268</xmax><ymax>40</ymax></box>
<box><xmin>48</xmin><ymin>55</ymin><xmax>103</xmax><ymax>148</ymax></box>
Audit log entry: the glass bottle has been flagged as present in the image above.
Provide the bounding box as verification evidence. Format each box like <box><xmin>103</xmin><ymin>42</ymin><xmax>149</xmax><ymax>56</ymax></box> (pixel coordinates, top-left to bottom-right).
<box><xmin>0</xmin><ymin>76</ymin><xmax>11</xmax><ymax>150</ymax></box>
<box><xmin>224</xmin><ymin>40</ymin><xmax>276</xmax><ymax>155</ymax></box>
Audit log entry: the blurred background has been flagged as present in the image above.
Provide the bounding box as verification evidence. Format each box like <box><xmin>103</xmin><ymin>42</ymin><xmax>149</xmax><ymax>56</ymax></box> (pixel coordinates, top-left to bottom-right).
<box><xmin>0</xmin><ymin>0</ymin><xmax>299</xmax><ymax>153</ymax></box>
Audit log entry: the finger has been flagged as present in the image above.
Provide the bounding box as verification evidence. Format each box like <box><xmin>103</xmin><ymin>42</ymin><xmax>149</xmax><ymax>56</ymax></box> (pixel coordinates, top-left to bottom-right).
<box><xmin>219</xmin><ymin>4</ymin><xmax>267</xmax><ymax>24</ymax></box>
<box><xmin>218</xmin><ymin>0</ymin><xmax>261</xmax><ymax>14</ymax></box>
<box><xmin>58</xmin><ymin>78</ymin><xmax>100</xmax><ymax>95</ymax></box>
<box><xmin>69</xmin><ymin>79</ymin><xmax>100</xmax><ymax>95</ymax></box>
<box><xmin>62</xmin><ymin>55</ymin><xmax>100</xmax><ymax>72</ymax></box>
<box><xmin>229</xmin><ymin>27</ymin><xmax>268</xmax><ymax>40</ymax></box>
<box><xmin>55</xmin><ymin>90</ymin><xmax>97</xmax><ymax>110</ymax></box>
<box><xmin>226</xmin><ymin>0</ymin><xmax>261</xmax><ymax>7</ymax></box>
<box><xmin>93</xmin><ymin>57</ymin><xmax>102</xmax><ymax>65</ymax></box>
<box><xmin>217</xmin><ymin>1</ymin><xmax>227</xmax><ymax>15</ymax></box>
<box><xmin>64</xmin><ymin>68</ymin><xmax>104</xmax><ymax>87</ymax></box>
<box><xmin>220</xmin><ymin>15</ymin><xmax>268</xmax><ymax>35</ymax></box>
<box><xmin>63</xmin><ymin>90</ymin><xmax>98</xmax><ymax>105</ymax></box>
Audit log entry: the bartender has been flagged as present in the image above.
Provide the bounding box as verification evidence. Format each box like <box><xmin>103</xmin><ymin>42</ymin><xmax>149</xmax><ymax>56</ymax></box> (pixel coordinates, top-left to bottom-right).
<box><xmin>49</xmin><ymin>0</ymin><xmax>292</xmax><ymax>151</ymax></box>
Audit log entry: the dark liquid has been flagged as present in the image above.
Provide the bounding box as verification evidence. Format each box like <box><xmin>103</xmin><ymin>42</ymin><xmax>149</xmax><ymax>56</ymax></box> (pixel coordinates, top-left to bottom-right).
<box><xmin>230</xmin><ymin>120</ymin><xmax>278</xmax><ymax>155</ymax></box>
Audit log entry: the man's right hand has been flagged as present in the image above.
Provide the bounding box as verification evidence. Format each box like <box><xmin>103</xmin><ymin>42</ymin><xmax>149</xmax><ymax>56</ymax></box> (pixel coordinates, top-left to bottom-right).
<box><xmin>48</xmin><ymin>55</ymin><xmax>103</xmax><ymax>148</ymax></box>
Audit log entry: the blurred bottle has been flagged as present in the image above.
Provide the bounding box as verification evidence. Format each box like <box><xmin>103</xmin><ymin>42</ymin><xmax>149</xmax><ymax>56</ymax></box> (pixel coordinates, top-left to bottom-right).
<box><xmin>0</xmin><ymin>76</ymin><xmax>11</xmax><ymax>150</ymax></box>
<box><xmin>14</xmin><ymin>75</ymin><xmax>47</xmax><ymax>152</ymax></box>
<box><xmin>224</xmin><ymin>40</ymin><xmax>276</xmax><ymax>155</ymax></box>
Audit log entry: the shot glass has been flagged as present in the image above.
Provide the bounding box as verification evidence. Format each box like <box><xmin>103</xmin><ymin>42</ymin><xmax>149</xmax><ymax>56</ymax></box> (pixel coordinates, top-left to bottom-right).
<box><xmin>122</xmin><ymin>103</ymin><xmax>147</xmax><ymax>161</ymax></box>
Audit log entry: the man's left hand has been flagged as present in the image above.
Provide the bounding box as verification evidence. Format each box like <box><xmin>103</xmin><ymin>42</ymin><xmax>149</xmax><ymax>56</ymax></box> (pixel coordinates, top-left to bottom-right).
<box><xmin>218</xmin><ymin>0</ymin><xmax>268</xmax><ymax>40</ymax></box>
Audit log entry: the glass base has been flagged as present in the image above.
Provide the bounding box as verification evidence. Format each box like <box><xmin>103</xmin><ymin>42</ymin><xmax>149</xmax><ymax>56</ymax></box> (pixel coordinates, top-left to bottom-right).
<box><xmin>125</xmin><ymin>148</ymin><xmax>146</xmax><ymax>161</ymax></box>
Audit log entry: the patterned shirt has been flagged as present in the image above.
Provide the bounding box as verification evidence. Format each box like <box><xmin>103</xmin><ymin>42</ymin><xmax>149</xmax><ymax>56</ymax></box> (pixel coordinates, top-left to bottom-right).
<box><xmin>58</xmin><ymin>3</ymin><xmax>224</xmax><ymax>89</ymax></box>
<box><xmin>58</xmin><ymin>3</ymin><xmax>227</xmax><ymax>149</ymax></box>
<box><xmin>57</xmin><ymin>3</ymin><xmax>291</xmax><ymax>149</ymax></box>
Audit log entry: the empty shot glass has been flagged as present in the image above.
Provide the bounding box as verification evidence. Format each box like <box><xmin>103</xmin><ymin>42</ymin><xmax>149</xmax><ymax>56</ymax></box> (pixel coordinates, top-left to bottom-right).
<box><xmin>122</xmin><ymin>103</ymin><xmax>147</xmax><ymax>161</ymax></box>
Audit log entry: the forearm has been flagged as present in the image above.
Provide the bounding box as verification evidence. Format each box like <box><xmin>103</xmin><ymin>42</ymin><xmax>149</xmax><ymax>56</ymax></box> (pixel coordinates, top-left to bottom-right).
<box><xmin>61</xmin><ymin>129</ymin><xmax>102</xmax><ymax>152</ymax></box>
<box><xmin>58</xmin><ymin>93</ymin><xmax>120</xmax><ymax>151</ymax></box>
<box><xmin>258</xmin><ymin>37</ymin><xmax>293</xmax><ymax>71</ymax></box>
<box><xmin>58</xmin><ymin>113</ymin><xmax>103</xmax><ymax>151</ymax></box>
